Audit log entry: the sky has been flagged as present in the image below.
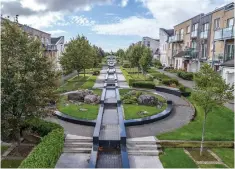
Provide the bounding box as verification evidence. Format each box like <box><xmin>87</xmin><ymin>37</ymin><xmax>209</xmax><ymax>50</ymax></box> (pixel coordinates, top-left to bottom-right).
<box><xmin>1</xmin><ymin>0</ymin><xmax>233</xmax><ymax>52</ymax></box>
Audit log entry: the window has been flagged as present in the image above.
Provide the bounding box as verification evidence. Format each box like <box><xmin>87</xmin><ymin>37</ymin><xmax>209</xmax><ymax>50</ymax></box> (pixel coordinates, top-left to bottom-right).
<box><xmin>192</xmin><ymin>23</ymin><xmax>198</xmax><ymax>31</ymax></box>
<box><xmin>191</xmin><ymin>41</ymin><xmax>197</xmax><ymax>50</ymax></box>
<box><xmin>227</xmin><ymin>18</ymin><xmax>234</xmax><ymax>27</ymax></box>
<box><xmin>214</xmin><ymin>18</ymin><xmax>220</xmax><ymax>30</ymax></box>
<box><xmin>186</xmin><ymin>26</ymin><xmax>190</xmax><ymax>33</ymax></box>
<box><xmin>203</xmin><ymin>23</ymin><xmax>209</xmax><ymax>32</ymax></box>
<box><xmin>201</xmin><ymin>44</ymin><xmax>207</xmax><ymax>58</ymax></box>
<box><xmin>226</xmin><ymin>44</ymin><xmax>234</xmax><ymax>61</ymax></box>
<box><xmin>147</xmin><ymin>41</ymin><xmax>150</xmax><ymax>47</ymax></box>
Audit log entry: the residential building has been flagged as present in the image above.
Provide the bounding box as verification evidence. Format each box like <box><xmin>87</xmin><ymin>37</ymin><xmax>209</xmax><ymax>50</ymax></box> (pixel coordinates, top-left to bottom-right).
<box><xmin>159</xmin><ymin>28</ymin><xmax>174</xmax><ymax>66</ymax></box>
<box><xmin>142</xmin><ymin>37</ymin><xmax>160</xmax><ymax>59</ymax></box>
<box><xmin>161</xmin><ymin>2</ymin><xmax>234</xmax><ymax>73</ymax></box>
<box><xmin>219</xmin><ymin>59</ymin><xmax>234</xmax><ymax>88</ymax></box>
<box><xmin>45</xmin><ymin>36</ymin><xmax>65</xmax><ymax>70</ymax></box>
<box><xmin>209</xmin><ymin>3</ymin><xmax>234</xmax><ymax>71</ymax></box>
<box><xmin>1</xmin><ymin>17</ymin><xmax>65</xmax><ymax>70</ymax></box>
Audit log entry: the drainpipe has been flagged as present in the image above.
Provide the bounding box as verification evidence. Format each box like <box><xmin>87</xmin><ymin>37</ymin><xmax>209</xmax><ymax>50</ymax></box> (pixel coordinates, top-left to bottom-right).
<box><xmin>212</xmin><ymin>40</ymin><xmax>215</xmax><ymax>69</ymax></box>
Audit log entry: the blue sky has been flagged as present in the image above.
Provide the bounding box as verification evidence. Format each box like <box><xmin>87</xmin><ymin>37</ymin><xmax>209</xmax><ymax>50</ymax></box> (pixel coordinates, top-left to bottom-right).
<box><xmin>1</xmin><ymin>0</ymin><xmax>233</xmax><ymax>51</ymax></box>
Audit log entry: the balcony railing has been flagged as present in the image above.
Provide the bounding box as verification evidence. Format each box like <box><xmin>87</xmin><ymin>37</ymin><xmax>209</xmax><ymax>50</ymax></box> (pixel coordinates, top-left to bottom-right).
<box><xmin>214</xmin><ymin>27</ymin><xmax>234</xmax><ymax>40</ymax></box>
<box><xmin>200</xmin><ymin>31</ymin><xmax>208</xmax><ymax>39</ymax></box>
<box><xmin>43</xmin><ymin>44</ymin><xmax>57</xmax><ymax>51</ymax></box>
<box><xmin>169</xmin><ymin>34</ymin><xmax>184</xmax><ymax>43</ymax></box>
<box><xmin>191</xmin><ymin>30</ymin><xmax>197</xmax><ymax>38</ymax></box>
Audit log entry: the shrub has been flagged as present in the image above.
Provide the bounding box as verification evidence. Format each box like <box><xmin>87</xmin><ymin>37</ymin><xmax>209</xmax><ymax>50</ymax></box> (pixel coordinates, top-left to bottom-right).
<box><xmin>19</xmin><ymin>128</ymin><xmax>64</xmax><ymax>168</ymax></box>
<box><xmin>22</xmin><ymin>118</ymin><xmax>63</xmax><ymax>137</ymax></box>
<box><xmin>92</xmin><ymin>70</ymin><xmax>100</xmax><ymax>75</ymax></box>
<box><xmin>177</xmin><ymin>71</ymin><xmax>194</xmax><ymax>80</ymax></box>
<box><xmin>132</xmin><ymin>81</ymin><xmax>155</xmax><ymax>89</ymax></box>
<box><xmin>152</xmin><ymin>59</ymin><xmax>162</xmax><ymax>67</ymax></box>
<box><xmin>162</xmin><ymin>78</ymin><xmax>179</xmax><ymax>86</ymax></box>
<box><xmin>179</xmin><ymin>85</ymin><xmax>186</xmax><ymax>92</ymax></box>
<box><xmin>122</xmin><ymin>63</ymin><xmax>131</xmax><ymax>68</ymax></box>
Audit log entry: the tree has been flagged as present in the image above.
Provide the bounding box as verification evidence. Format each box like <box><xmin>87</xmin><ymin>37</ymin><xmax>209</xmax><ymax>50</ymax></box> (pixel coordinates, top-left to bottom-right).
<box><xmin>139</xmin><ymin>47</ymin><xmax>152</xmax><ymax>75</ymax></box>
<box><xmin>1</xmin><ymin>20</ymin><xmax>59</xmax><ymax>145</ymax></box>
<box><xmin>60</xmin><ymin>35</ymin><xmax>93</xmax><ymax>77</ymax></box>
<box><xmin>192</xmin><ymin>64</ymin><xmax>233</xmax><ymax>155</ymax></box>
<box><xmin>116</xmin><ymin>49</ymin><xmax>125</xmax><ymax>64</ymax></box>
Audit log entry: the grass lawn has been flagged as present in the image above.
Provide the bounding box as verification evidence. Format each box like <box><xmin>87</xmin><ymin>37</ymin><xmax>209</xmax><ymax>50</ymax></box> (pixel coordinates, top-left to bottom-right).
<box><xmin>123</xmin><ymin>104</ymin><xmax>166</xmax><ymax>120</ymax></box>
<box><xmin>159</xmin><ymin>148</ymin><xmax>198</xmax><ymax>168</ymax></box>
<box><xmin>80</xmin><ymin>75</ymin><xmax>98</xmax><ymax>89</ymax></box>
<box><xmin>212</xmin><ymin>148</ymin><xmax>234</xmax><ymax>168</ymax></box>
<box><xmin>157</xmin><ymin>97</ymin><xmax>234</xmax><ymax>141</ymax></box>
<box><xmin>186</xmin><ymin>148</ymin><xmax>217</xmax><ymax>161</ymax></box>
<box><xmin>1</xmin><ymin>159</ymin><xmax>23</xmax><ymax>168</ymax></box>
<box><xmin>1</xmin><ymin>145</ymin><xmax>9</xmax><ymax>154</ymax></box>
<box><xmin>57</xmin><ymin>74</ymin><xmax>90</xmax><ymax>93</ymax></box>
<box><xmin>198</xmin><ymin>164</ymin><xmax>227</xmax><ymax>168</ymax></box>
<box><xmin>57</xmin><ymin>95</ymin><xmax>99</xmax><ymax>120</ymax></box>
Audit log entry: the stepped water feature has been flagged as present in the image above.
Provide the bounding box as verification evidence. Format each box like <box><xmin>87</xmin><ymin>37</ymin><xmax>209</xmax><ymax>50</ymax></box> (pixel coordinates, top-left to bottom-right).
<box><xmin>89</xmin><ymin>57</ymin><xmax>130</xmax><ymax>168</ymax></box>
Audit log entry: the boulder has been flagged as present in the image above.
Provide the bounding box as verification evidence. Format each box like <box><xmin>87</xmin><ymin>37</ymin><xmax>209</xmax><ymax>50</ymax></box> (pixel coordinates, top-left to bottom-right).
<box><xmin>84</xmin><ymin>94</ymin><xmax>100</xmax><ymax>104</ymax></box>
<box><xmin>68</xmin><ymin>89</ymin><xmax>94</xmax><ymax>101</ymax></box>
<box><xmin>137</xmin><ymin>94</ymin><xmax>158</xmax><ymax>106</ymax></box>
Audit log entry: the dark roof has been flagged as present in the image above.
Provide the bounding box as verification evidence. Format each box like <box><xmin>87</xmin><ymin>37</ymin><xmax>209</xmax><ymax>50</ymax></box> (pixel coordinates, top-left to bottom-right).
<box><xmin>160</xmin><ymin>28</ymin><xmax>174</xmax><ymax>36</ymax></box>
<box><xmin>51</xmin><ymin>37</ymin><xmax>62</xmax><ymax>44</ymax></box>
<box><xmin>220</xmin><ymin>59</ymin><xmax>234</xmax><ymax>67</ymax></box>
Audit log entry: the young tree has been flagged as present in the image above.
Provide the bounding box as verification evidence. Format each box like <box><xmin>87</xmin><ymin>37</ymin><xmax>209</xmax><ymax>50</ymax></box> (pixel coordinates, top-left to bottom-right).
<box><xmin>1</xmin><ymin>20</ymin><xmax>59</xmax><ymax>145</ymax></box>
<box><xmin>139</xmin><ymin>47</ymin><xmax>152</xmax><ymax>75</ymax></box>
<box><xmin>192</xmin><ymin>64</ymin><xmax>233</xmax><ymax>155</ymax></box>
<box><xmin>60</xmin><ymin>35</ymin><xmax>92</xmax><ymax>77</ymax></box>
<box><xmin>116</xmin><ymin>49</ymin><xmax>125</xmax><ymax>65</ymax></box>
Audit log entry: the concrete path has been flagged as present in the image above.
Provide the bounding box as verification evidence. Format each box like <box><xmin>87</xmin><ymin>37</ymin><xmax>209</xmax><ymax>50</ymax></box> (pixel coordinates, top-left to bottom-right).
<box><xmin>126</xmin><ymin>91</ymin><xmax>194</xmax><ymax>138</ymax></box>
<box><xmin>45</xmin><ymin>116</ymin><xmax>94</xmax><ymax>137</ymax></box>
<box><xmin>156</xmin><ymin>68</ymin><xmax>234</xmax><ymax>112</ymax></box>
<box><xmin>116</xmin><ymin>67</ymin><xmax>129</xmax><ymax>88</ymax></box>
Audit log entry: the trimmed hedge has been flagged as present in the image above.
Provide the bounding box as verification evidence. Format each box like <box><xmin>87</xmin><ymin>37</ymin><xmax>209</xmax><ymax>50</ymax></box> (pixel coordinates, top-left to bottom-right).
<box><xmin>177</xmin><ymin>71</ymin><xmax>194</xmax><ymax>80</ymax></box>
<box><xmin>132</xmin><ymin>81</ymin><xmax>155</xmax><ymax>89</ymax></box>
<box><xmin>19</xmin><ymin>119</ymin><xmax>64</xmax><ymax>168</ymax></box>
<box><xmin>162</xmin><ymin>78</ymin><xmax>179</xmax><ymax>86</ymax></box>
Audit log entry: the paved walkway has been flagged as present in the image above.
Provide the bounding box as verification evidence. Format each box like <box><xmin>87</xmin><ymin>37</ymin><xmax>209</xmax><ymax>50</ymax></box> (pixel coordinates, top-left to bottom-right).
<box><xmin>126</xmin><ymin>91</ymin><xmax>194</xmax><ymax>138</ymax></box>
<box><xmin>45</xmin><ymin>116</ymin><xmax>94</xmax><ymax>137</ymax></box>
<box><xmin>156</xmin><ymin>68</ymin><xmax>234</xmax><ymax>112</ymax></box>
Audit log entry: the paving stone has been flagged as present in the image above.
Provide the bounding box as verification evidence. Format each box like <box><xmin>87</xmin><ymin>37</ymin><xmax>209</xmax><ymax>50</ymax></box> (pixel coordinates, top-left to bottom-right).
<box><xmin>129</xmin><ymin>155</ymin><xmax>163</xmax><ymax>168</ymax></box>
<box><xmin>96</xmin><ymin>151</ymin><xmax>122</xmax><ymax>168</ymax></box>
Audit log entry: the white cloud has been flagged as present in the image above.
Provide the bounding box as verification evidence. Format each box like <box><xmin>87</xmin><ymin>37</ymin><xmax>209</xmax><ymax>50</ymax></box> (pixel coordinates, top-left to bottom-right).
<box><xmin>93</xmin><ymin>0</ymin><xmax>233</xmax><ymax>40</ymax></box>
<box><xmin>18</xmin><ymin>12</ymin><xmax>64</xmax><ymax>29</ymax></box>
<box><xmin>121</xmin><ymin>0</ymin><xmax>129</xmax><ymax>7</ymax></box>
<box><xmin>70</xmin><ymin>15</ymin><xmax>96</xmax><ymax>26</ymax></box>
<box><xmin>46</xmin><ymin>29</ymin><xmax>67</xmax><ymax>36</ymax></box>
<box><xmin>92</xmin><ymin>16</ymin><xmax>158</xmax><ymax>38</ymax></box>
<box><xmin>20</xmin><ymin>0</ymin><xmax>46</xmax><ymax>11</ymax></box>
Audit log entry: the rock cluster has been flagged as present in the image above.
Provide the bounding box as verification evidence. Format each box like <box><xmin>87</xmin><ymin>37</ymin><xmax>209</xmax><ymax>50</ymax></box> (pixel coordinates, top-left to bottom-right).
<box><xmin>137</xmin><ymin>94</ymin><xmax>158</xmax><ymax>106</ymax></box>
<box><xmin>68</xmin><ymin>89</ymin><xmax>100</xmax><ymax>104</ymax></box>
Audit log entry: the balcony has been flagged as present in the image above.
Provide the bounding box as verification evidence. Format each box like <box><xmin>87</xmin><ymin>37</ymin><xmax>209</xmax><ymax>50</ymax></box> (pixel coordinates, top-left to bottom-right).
<box><xmin>214</xmin><ymin>27</ymin><xmax>234</xmax><ymax>40</ymax></box>
<box><xmin>200</xmin><ymin>31</ymin><xmax>208</xmax><ymax>39</ymax></box>
<box><xmin>191</xmin><ymin>30</ymin><xmax>197</xmax><ymax>38</ymax></box>
<box><xmin>43</xmin><ymin>44</ymin><xmax>57</xmax><ymax>51</ymax></box>
<box><xmin>168</xmin><ymin>34</ymin><xmax>184</xmax><ymax>43</ymax></box>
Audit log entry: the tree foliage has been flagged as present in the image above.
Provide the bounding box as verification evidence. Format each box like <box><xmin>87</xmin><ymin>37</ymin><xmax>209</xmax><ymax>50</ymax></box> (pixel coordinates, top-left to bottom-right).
<box><xmin>1</xmin><ymin>20</ymin><xmax>59</xmax><ymax>143</ymax></box>
<box><xmin>139</xmin><ymin>47</ymin><xmax>152</xmax><ymax>73</ymax></box>
<box><xmin>191</xmin><ymin>64</ymin><xmax>234</xmax><ymax>155</ymax></box>
<box><xmin>60</xmin><ymin>35</ymin><xmax>103</xmax><ymax>76</ymax></box>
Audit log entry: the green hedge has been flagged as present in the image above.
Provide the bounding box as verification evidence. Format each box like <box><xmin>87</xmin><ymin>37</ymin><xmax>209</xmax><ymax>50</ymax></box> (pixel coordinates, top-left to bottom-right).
<box><xmin>132</xmin><ymin>81</ymin><xmax>155</xmax><ymax>89</ymax></box>
<box><xmin>22</xmin><ymin>118</ymin><xmax>62</xmax><ymax>137</ymax></box>
<box><xmin>19</xmin><ymin>129</ymin><xmax>64</xmax><ymax>168</ymax></box>
<box><xmin>122</xmin><ymin>63</ymin><xmax>131</xmax><ymax>68</ymax></box>
<box><xmin>19</xmin><ymin>119</ymin><xmax>64</xmax><ymax>168</ymax></box>
<box><xmin>177</xmin><ymin>71</ymin><xmax>194</xmax><ymax>80</ymax></box>
<box><xmin>150</xmin><ymin>72</ymin><xmax>169</xmax><ymax>81</ymax></box>
<box><xmin>162</xmin><ymin>78</ymin><xmax>179</xmax><ymax>86</ymax></box>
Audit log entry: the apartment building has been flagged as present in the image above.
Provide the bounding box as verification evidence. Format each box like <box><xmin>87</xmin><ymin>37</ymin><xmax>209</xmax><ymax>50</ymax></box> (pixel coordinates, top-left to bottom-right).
<box><xmin>159</xmin><ymin>28</ymin><xmax>174</xmax><ymax>66</ymax></box>
<box><xmin>160</xmin><ymin>2</ymin><xmax>234</xmax><ymax>74</ymax></box>
<box><xmin>209</xmin><ymin>3</ymin><xmax>234</xmax><ymax>70</ymax></box>
<box><xmin>1</xmin><ymin>17</ymin><xmax>65</xmax><ymax>70</ymax></box>
<box><xmin>142</xmin><ymin>37</ymin><xmax>160</xmax><ymax>59</ymax></box>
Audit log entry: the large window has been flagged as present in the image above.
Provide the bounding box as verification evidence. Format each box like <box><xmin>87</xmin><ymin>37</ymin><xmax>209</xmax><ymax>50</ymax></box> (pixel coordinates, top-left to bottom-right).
<box><xmin>225</xmin><ymin>44</ymin><xmax>234</xmax><ymax>61</ymax></box>
<box><xmin>201</xmin><ymin>44</ymin><xmax>207</xmax><ymax>58</ymax></box>
<box><xmin>191</xmin><ymin>41</ymin><xmax>197</xmax><ymax>50</ymax></box>
<box><xmin>227</xmin><ymin>18</ymin><xmax>234</xmax><ymax>27</ymax></box>
<box><xmin>192</xmin><ymin>23</ymin><xmax>198</xmax><ymax>31</ymax></box>
<box><xmin>214</xmin><ymin>18</ymin><xmax>220</xmax><ymax>30</ymax></box>
<box><xmin>186</xmin><ymin>26</ymin><xmax>190</xmax><ymax>33</ymax></box>
<box><xmin>203</xmin><ymin>23</ymin><xmax>209</xmax><ymax>31</ymax></box>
